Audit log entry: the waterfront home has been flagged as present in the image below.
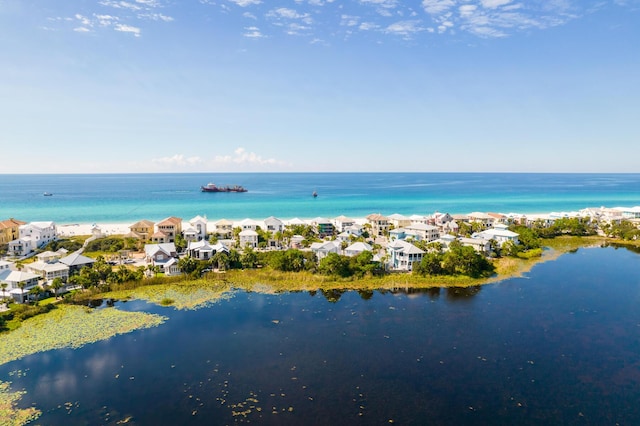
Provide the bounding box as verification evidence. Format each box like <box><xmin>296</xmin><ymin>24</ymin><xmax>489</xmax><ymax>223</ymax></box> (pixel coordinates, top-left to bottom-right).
<box><xmin>0</xmin><ymin>218</ymin><xmax>26</xmax><ymax>245</ymax></box>
<box><xmin>474</xmin><ymin>228</ymin><xmax>520</xmax><ymax>245</ymax></box>
<box><xmin>406</xmin><ymin>223</ymin><xmax>440</xmax><ymax>242</ymax></box>
<box><xmin>186</xmin><ymin>240</ymin><xmax>229</xmax><ymax>260</ymax></box>
<box><xmin>238</xmin><ymin>218</ymin><xmax>258</xmax><ymax>231</ymax></box>
<box><xmin>156</xmin><ymin>217</ymin><xmax>182</xmax><ymax>243</ymax></box>
<box><xmin>386</xmin><ymin>239</ymin><xmax>424</xmax><ymax>272</ymax></box>
<box><xmin>467</xmin><ymin>212</ymin><xmax>494</xmax><ymax>229</ymax></box>
<box><xmin>409</xmin><ymin>214</ymin><xmax>430</xmax><ymax>226</ymax></box>
<box><xmin>388</xmin><ymin>213</ymin><xmax>411</xmax><ymax>229</ymax></box>
<box><xmin>239</xmin><ymin>229</ymin><xmax>258</xmax><ymax>249</ymax></box>
<box><xmin>289</xmin><ymin>235</ymin><xmax>305</xmax><ymax>249</ymax></box>
<box><xmin>20</xmin><ymin>221</ymin><xmax>57</xmax><ymax>246</ymax></box>
<box><xmin>59</xmin><ymin>253</ymin><xmax>96</xmax><ymax>274</ymax></box>
<box><xmin>129</xmin><ymin>220</ymin><xmax>155</xmax><ymax>241</ymax></box>
<box><xmin>432</xmin><ymin>212</ymin><xmax>454</xmax><ymax>226</ymax></box>
<box><xmin>310</xmin><ymin>240</ymin><xmax>341</xmax><ymax>261</ymax></box>
<box><xmin>263</xmin><ymin>216</ymin><xmax>284</xmax><ymax>233</ymax></box>
<box><xmin>7</xmin><ymin>237</ymin><xmax>35</xmax><ymax>258</ymax></box>
<box><xmin>214</xmin><ymin>219</ymin><xmax>233</xmax><ymax>238</ymax></box>
<box><xmin>36</xmin><ymin>248</ymin><xmax>68</xmax><ymax>263</ymax></box>
<box><xmin>310</xmin><ymin>217</ymin><xmax>334</xmax><ymax>238</ymax></box>
<box><xmin>613</xmin><ymin>206</ymin><xmax>640</xmax><ymax>220</ymax></box>
<box><xmin>0</xmin><ymin>269</ymin><xmax>40</xmax><ymax>303</ymax></box>
<box><xmin>150</xmin><ymin>230</ymin><xmax>170</xmax><ymax>244</ymax></box>
<box><xmin>459</xmin><ymin>237</ymin><xmax>491</xmax><ymax>253</ymax></box>
<box><xmin>344</xmin><ymin>242</ymin><xmax>373</xmax><ymax>257</ymax></box>
<box><xmin>452</xmin><ymin>214</ymin><xmax>470</xmax><ymax>224</ymax></box>
<box><xmin>144</xmin><ymin>243</ymin><xmax>178</xmax><ymax>266</ymax></box>
<box><xmin>333</xmin><ymin>215</ymin><xmax>356</xmax><ymax>233</ymax></box>
<box><xmin>0</xmin><ymin>260</ymin><xmax>13</xmax><ymax>272</ymax></box>
<box><xmin>162</xmin><ymin>257</ymin><xmax>181</xmax><ymax>276</ymax></box>
<box><xmin>183</xmin><ymin>215</ymin><xmax>207</xmax><ymax>243</ymax></box>
<box><xmin>487</xmin><ymin>212</ymin><xmax>509</xmax><ymax>225</ymax></box>
<box><xmin>26</xmin><ymin>261</ymin><xmax>69</xmax><ymax>286</ymax></box>
<box><xmin>366</xmin><ymin>214</ymin><xmax>390</xmax><ymax>237</ymax></box>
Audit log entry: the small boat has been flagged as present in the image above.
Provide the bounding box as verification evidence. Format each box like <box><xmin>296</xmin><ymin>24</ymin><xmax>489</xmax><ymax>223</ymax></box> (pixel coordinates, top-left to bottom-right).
<box><xmin>312</xmin><ymin>190</ymin><xmax>318</xmax><ymax>198</ymax></box>
<box><xmin>43</xmin><ymin>192</ymin><xmax>53</xmax><ymax>196</ymax></box>
<box><xmin>201</xmin><ymin>183</ymin><xmax>248</xmax><ymax>193</ymax></box>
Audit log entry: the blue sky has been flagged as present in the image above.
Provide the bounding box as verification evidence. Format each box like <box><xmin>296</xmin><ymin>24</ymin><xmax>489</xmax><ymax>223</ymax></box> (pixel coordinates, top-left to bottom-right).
<box><xmin>1</xmin><ymin>0</ymin><xmax>639</xmax><ymax>173</ymax></box>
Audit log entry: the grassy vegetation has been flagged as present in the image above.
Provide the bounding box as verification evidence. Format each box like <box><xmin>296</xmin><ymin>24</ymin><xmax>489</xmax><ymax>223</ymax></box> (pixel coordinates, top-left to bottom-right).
<box><xmin>0</xmin><ymin>381</ymin><xmax>41</xmax><ymax>426</ymax></box>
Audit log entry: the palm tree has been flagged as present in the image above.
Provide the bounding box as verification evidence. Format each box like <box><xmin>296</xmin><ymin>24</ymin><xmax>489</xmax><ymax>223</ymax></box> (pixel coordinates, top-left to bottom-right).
<box><xmin>29</xmin><ymin>286</ymin><xmax>43</xmax><ymax>303</ymax></box>
<box><xmin>51</xmin><ymin>277</ymin><xmax>64</xmax><ymax>299</ymax></box>
<box><xmin>17</xmin><ymin>281</ymin><xmax>26</xmax><ymax>303</ymax></box>
<box><xmin>0</xmin><ymin>282</ymin><xmax>7</xmax><ymax>299</ymax></box>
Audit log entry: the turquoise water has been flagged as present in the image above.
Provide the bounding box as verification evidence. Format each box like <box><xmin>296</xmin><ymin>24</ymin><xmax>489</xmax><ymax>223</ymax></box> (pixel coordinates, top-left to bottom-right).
<box><xmin>1</xmin><ymin>173</ymin><xmax>639</xmax><ymax>223</ymax></box>
<box><xmin>3</xmin><ymin>246</ymin><xmax>640</xmax><ymax>424</ymax></box>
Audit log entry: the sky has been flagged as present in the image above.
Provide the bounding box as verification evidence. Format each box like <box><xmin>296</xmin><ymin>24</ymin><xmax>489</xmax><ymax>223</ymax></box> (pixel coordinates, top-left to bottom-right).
<box><xmin>1</xmin><ymin>0</ymin><xmax>639</xmax><ymax>174</ymax></box>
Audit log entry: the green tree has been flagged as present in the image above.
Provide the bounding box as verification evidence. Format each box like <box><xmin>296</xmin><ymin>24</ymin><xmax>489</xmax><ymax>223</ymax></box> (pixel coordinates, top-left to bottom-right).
<box><xmin>211</xmin><ymin>251</ymin><xmax>230</xmax><ymax>271</ymax></box>
<box><xmin>29</xmin><ymin>286</ymin><xmax>43</xmax><ymax>303</ymax></box>
<box><xmin>178</xmin><ymin>256</ymin><xmax>199</xmax><ymax>275</ymax></box>
<box><xmin>318</xmin><ymin>253</ymin><xmax>352</xmax><ymax>278</ymax></box>
<box><xmin>241</xmin><ymin>247</ymin><xmax>258</xmax><ymax>269</ymax></box>
<box><xmin>415</xmin><ymin>252</ymin><xmax>444</xmax><ymax>276</ymax></box>
<box><xmin>51</xmin><ymin>277</ymin><xmax>64</xmax><ymax>299</ymax></box>
<box><xmin>0</xmin><ymin>282</ymin><xmax>7</xmax><ymax>299</ymax></box>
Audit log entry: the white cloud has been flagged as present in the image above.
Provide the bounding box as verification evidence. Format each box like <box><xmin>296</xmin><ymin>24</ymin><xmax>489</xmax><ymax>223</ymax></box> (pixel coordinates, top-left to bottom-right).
<box><xmin>228</xmin><ymin>0</ymin><xmax>262</xmax><ymax>6</ymax></box>
<box><xmin>152</xmin><ymin>154</ymin><xmax>203</xmax><ymax>167</ymax></box>
<box><xmin>139</xmin><ymin>13</ymin><xmax>174</xmax><ymax>22</ymax></box>
<box><xmin>74</xmin><ymin>27</ymin><xmax>92</xmax><ymax>33</ymax></box>
<box><xmin>243</xmin><ymin>26</ymin><xmax>265</xmax><ymax>37</ymax></box>
<box><xmin>213</xmin><ymin>147</ymin><xmax>286</xmax><ymax>167</ymax></box>
<box><xmin>422</xmin><ymin>0</ymin><xmax>455</xmax><ymax>15</ymax></box>
<box><xmin>114</xmin><ymin>23</ymin><xmax>142</xmax><ymax>36</ymax></box>
<box><xmin>384</xmin><ymin>20</ymin><xmax>425</xmax><ymax>36</ymax></box>
<box><xmin>480</xmin><ymin>0</ymin><xmax>512</xmax><ymax>9</ymax></box>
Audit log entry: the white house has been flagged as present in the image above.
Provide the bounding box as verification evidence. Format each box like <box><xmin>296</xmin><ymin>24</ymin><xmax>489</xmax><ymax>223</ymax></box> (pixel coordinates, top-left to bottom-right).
<box><xmin>388</xmin><ymin>213</ymin><xmax>411</xmax><ymax>229</ymax></box>
<box><xmin>214</xmin><ymin>219</ymin><xmax>234</xmax><ymax>238</ymax></box>
<box><xmin>386</xmin><ymin>240</ymin><xmax>424</xmax><ymax>272</ymax></box>
<box><xmin>19</xmin><ymin>221</ymin><xmax>57</xmax><ymax>248</ymax></box>
<box><xmin>184</xmin><ymin>215</ymin><xmax>208</xmax><ymax>242</ymax></box>
<box><xmin>310</xmin><ymin>240</ymin><xmax>341</xmax><ymax>261</ymax></box>
<box><xmin>333</xmin><ymin>216</ymin><xmax>356</xmax><ymax>233</ymax></box>
<box><xmin>239</xmin><ymin>229</ymin><xmax>259</xmax><ymax>248</ymax></box>
<box><xmin>187</xmin><ymin>240</ymin><xmax>228</xmax><ymax>260</ymax></box>
<box><xmin>238</xmin><ymin>218</ymin><xmax>258</xmax><ymax>231</ymax></box>
<box><xmin>26</xmin><ymin>261</ymin><xmax>69</xmax><ymax>285</ymax></box>
<box><xmin>7</xmin><ymin>237</ymin><xmax>36</xmax><ymax>257</ymax></box>
<box><xmin>263</xmin><ymin>216</ymin><xmax>284</xmax><ymax>233</ymax></box>
<box><xmin>344</xmin><ymin>242</ymin><xmax>372</xmax><ymax>257</ymax></box>
<box><xmin>406</xmin><ymin>223</ymin><xmax>440</xmax><ymax>242</ymax></box>
<box><xmin>474</xmin><ymin>228</ymin><xmax>520</xmax><ymax>245</ymax></box>
<box><xmin>0</xmin><ymin>270</ymin><xmax>40</xmax><ymax>303</ymax></box>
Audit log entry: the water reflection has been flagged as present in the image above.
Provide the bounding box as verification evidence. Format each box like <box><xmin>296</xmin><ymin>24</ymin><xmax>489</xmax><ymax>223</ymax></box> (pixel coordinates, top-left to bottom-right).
<box><xmin>2</xmin><ymin>246</ymin><xmax>640</xmax><ymax>425</ymax></box>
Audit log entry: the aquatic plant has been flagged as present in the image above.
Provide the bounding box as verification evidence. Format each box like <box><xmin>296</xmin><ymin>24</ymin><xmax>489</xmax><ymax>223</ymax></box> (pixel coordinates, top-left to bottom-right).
<box><xmin>0</xmin><ymin>380</ymin><xmax>41</xmax><ymax>425</ymax></box>
<box><xmin>103</xmin><ymin>280</ymin><xmax>234</xmax><ymax>310</ymax></box>
<box><xmin>0</xmin><ymin>305</ymin><xmax>166</xmax><ymax>366</ymax></box>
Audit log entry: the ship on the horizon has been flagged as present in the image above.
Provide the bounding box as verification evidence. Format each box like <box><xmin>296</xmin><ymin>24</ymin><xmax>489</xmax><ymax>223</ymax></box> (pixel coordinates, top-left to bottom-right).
<box><xmin>201</xmin><ymin>183</ymin><xmax>248</xmax><ymax>193</ymax></box>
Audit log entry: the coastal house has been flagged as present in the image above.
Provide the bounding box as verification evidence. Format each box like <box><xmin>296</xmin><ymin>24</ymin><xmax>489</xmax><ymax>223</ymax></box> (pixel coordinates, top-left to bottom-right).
<box><xmin>467</xmin><ymin>212</ymin><xmax>494</xmax><ymax>229</ymax></box>
<box><xmin>129</xmin><ymin>220</ymin><xmax>155</xmax><ymax>241</ymax></box>
<box><xmin>7</xmin><ymin>237</ymin><xmax>35</xmax><ymax>258</ymax></box>
<box><xmin>59</xmin><ymin>253</ymin><xmax>96</xmax><ymax>274</ymax></box>
<box><xmin>36</xmin><ymin>248</ymin><xmax>68</xmax><ymax>263</ymax></box>
<box><xmin>239</xmin><ymin>229</ymin><xmax>258</xmax><ymax>249</ymax></box>
<box><xmin>333</xmin><ymin>216</ymin><xmax>356</xmax><ymax>233</ymax></box>
<box><xmin>238</xmin><ymin>218</ymin><xmax>258</xmax><ymax>231</ymax></box>
<box><xmin>436</xmin><ymin>235</ymin><xmax>491</xmax><ymax>254</ymax></box>
<box><xmin>26</xmin><ymin>261</ymin><xmax>69</xmax><ymax>285</ymax></box>
<box><xmin>388</xmin><ymin>214</ymin><xmax>411</xmax><ymax>229</ymax></box>
<box><xmin>344</xmin><ymin>242</ymin><xmax>372</xmax><ymax>257</ymax></box>
<box><xmin>310</xmin><ymin>217</ymin><xmax>334</xmax><ymax>238</ymax></box>
<box><xmin>409</xmin><ymin>215</ymin><xmax>430</xmax><ymax>226</ymax></box>
<box><xmin>156</xmin><ymin>217</ymin><xmax>182</xmax><ymax>243</ymax></box>
<box><xmin>386</xmin><ymin>240</ymin><xmax>424</xmax><ymax>272</ymax></box>
<box><xmin>0</xmin><ymin>260</ymin><xmax>13</xmax><ymax>273</ymax></box>
<box><xmin>0</xmin><ymin>269</ymin><xmax>40</xmax><ymax>303</ymax></box>
<box><xmin>452</xmin><ymin>214</ymin><xmax>470</xmax><ymax>224</ymax></box>
<box><xmin>405</xmin><ymin>223</ymin><xmax>440</xmax><ymax>242</ymax></box>
<box><xmin>0</xmin><ymin>218</ymin><xmax>26</xmax><ymax>245</ymax></box>
<box><xmin>289</xmin><ymin>235</ymin><xmax>305</xmax><ymax>249</ymax></box>
<box><xmin>263</xmin><ymin>216</ymin><xmax>284</xmax><ymax>233</ymax></box>
<box><xmin>613</xmin><ymin>206</ymin><xmax>640</xmax><ymax>220</ymax></box>
<box><xmin>366</xmin><ymin>214</ymin><xmax>390</xmax><ymax>237</ymax></box>
<box><xmin>183</xmin><ymin>215</ymin><xmax>208</xmax><ymax>242</ymax></box>
<box><xmin>310</xmin><ymin>240</ymin><xmax>341</xmax><ymax>261</ymax></box>
<box><xmin>186</xmin><ymin>240</ymin><xmax>228</xmax><ymax>260</ymax></box>
<box><xmin>150</xmin><ymin>231</ymin><xmax>170</xmax><ymax>244</ymax></box>
<box><xmin>144</xmin><ymin>243</ymin><xmax>178</xmax><ymax>270</ymax></box>
<box><xmin>474</xmin><ymin>228</ymin><xmax>520</xmax><ymax>245</ymax></box>
<box><xmin>214</xmin><ymin>219</ymin><xmax>233</xmax><ymax>238</ymax></box>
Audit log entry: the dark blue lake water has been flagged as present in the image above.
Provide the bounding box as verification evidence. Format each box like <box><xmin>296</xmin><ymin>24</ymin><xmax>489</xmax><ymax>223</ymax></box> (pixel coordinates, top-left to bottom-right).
<box><xmin>2</xmin><ymin>245</ymin><xmax>640</xmax><ymax>425</ymax></box>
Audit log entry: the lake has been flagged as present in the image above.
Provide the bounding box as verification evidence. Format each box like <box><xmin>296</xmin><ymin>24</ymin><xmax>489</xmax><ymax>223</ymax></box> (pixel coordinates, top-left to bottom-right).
<box><xmin>2</xmin><ymin>245</ymin><xmax>640</xmax><ymax>425</ymax></box>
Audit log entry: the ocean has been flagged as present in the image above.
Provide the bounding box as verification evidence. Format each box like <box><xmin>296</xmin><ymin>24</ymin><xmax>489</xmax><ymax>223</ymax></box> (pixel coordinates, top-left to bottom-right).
<box><xmin>1</xmin><ymin>173</ymin><xmax>639</xmax><ymax>224</ymax></box>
